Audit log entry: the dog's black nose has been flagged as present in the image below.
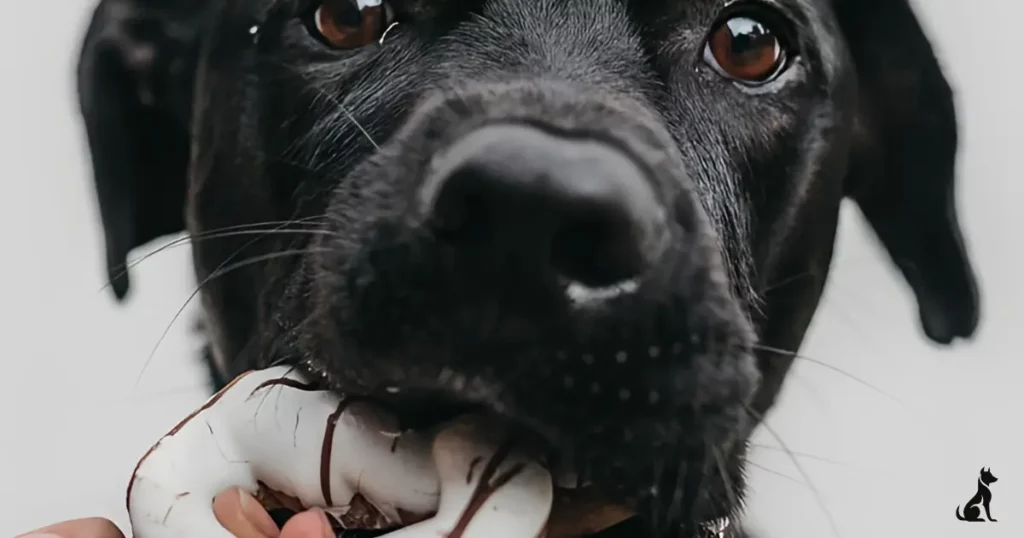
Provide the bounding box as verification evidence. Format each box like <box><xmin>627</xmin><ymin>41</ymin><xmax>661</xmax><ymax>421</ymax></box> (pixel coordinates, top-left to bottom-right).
<box><xmin>417</xmin><ymin>123</ymin><xmax>669</xmax><ymax>287</ymax></box>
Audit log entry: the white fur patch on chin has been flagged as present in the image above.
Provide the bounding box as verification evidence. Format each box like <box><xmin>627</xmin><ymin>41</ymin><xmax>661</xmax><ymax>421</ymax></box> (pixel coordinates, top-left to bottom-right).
<box><xmin>565</xmin><ymin>279</ymin><xmax>639</xmax><ymax>307</ymax></box>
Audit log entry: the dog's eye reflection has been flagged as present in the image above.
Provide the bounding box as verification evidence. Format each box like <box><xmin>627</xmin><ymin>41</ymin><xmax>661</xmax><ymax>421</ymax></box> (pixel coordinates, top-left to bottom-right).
<box><xmin>704</xmin><ymin>14</ymin><xmax>791</xmax><ymax>84</ymax></box>
<box><xmin>310</xmin><ymin>0</ymin><xmax>395</xmax><ymax>49</ymax></box>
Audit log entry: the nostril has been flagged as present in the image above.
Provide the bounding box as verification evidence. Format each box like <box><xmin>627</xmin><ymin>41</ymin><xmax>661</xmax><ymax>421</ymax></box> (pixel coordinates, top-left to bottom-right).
<box><xmin>551</xmin><ymin>210</ymin><xmax>644</xmax><ymax>287</ymax></box>
<box><xmin>424</xmin><ymin>170</ymin><xmax>500</xmax><ymax>243</ymax></box>
<box><xmin>417</xmin><ymin>123</ymin><xmax>669</xmax><ymax>286</ymax></box>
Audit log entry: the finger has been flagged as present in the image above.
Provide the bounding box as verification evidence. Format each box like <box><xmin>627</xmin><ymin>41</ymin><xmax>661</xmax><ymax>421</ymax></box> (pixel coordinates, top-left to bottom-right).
<box><xmin>279</xmin><ymin>509</ymin><xmax>333</xmax><ymax>538</ymax></box>
<box><xmin>213</xmin><ymin>487</ymin><xmax>282</xmax><ymax>538</ymax></box>
<box><xmin>17</xmin><ymin>518</ymin><xmax>125</xmax><ymax>538</ymax></box>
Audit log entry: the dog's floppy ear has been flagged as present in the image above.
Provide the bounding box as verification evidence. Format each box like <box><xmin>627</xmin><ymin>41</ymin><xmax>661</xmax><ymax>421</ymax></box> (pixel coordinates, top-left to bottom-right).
<box><xmin>836</xmin><ymin>0</ymin><xmax>980</xmax><ymax>344</ymax></box>
<box><xmin>76</xmin><ymin>1</ymin><xmax>204</xmax><ymax>299</ymax></box>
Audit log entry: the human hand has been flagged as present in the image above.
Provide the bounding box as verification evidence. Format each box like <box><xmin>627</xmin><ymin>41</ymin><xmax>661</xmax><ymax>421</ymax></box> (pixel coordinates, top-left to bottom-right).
<box><xmin>16</xmin><ymin>488</ymin><xmax>333</xmax><ymax>538</ymax></box>
<box><xmin>16</xmin><ymin>518</ymin><xmax>124</xmax><ymax>538</ymax></box>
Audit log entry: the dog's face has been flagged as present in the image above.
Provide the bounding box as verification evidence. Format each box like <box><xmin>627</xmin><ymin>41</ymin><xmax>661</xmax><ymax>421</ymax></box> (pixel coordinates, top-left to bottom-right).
<box><xmin>77</xmin><ymin>0</ymin><xmax>980</xmax><ymax>534</ymax></box>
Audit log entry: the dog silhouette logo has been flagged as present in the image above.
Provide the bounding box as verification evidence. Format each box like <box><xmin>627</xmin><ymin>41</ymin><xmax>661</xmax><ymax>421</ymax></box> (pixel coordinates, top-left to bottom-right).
<box><xmin>956</xmin><ymin>467</ymin><xmax>999</xmax><ymax>522</ymax></box>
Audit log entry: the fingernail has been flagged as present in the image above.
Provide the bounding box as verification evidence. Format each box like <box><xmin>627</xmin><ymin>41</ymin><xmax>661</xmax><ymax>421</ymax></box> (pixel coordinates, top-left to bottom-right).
<box><xmin>238</xmin><ymin>488</ymin><xmax>283</xmax><ymax>537</ymax></box>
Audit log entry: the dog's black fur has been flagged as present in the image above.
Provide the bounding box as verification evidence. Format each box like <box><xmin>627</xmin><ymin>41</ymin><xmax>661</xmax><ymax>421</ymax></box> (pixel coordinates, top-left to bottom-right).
<box><xmin>75</xmin><ymin>0</ymin><xmax>981</xmax><ymax>535</ymax></box>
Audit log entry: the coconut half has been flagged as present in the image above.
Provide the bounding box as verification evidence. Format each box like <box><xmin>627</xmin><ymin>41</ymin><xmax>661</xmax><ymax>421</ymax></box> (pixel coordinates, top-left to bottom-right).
<box><xmin>125</xmin><ymin>366</ymin><xmax>633</xmax><ymax>538</ymax></box>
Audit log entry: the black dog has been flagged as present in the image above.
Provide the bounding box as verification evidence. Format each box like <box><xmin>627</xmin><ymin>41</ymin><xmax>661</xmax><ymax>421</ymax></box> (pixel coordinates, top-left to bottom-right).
<box><xmin>75</xmin><ymin>0</ymin><xmax>981</xmax><ymax>536</ymax></box>
<box><xmin>956</xmin><ymin>468</ymin><xmax>998</xmax><ymax>523</ymax></box>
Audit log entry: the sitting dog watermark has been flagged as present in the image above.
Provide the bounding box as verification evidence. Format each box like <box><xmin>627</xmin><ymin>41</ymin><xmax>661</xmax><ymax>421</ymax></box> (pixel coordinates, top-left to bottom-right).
<box><xmin>956</xmin><ymin>467</ymin><xmax>999</xmax><ymax>522</ymax></box>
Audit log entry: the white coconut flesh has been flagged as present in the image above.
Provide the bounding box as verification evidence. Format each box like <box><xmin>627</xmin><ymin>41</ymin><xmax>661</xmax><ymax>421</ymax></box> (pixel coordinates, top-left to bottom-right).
<box><xmin>126</xmin><ymin>366</ymin><xmax>634</xmax><ymax>538</ymax></box>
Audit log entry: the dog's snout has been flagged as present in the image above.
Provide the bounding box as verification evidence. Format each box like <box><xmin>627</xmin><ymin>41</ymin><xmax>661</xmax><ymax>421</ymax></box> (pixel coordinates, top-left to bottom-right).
<box><xmin>417</xmin><ymin>123</ymin><xmax>669</xmax><ymax>287</ymax></box>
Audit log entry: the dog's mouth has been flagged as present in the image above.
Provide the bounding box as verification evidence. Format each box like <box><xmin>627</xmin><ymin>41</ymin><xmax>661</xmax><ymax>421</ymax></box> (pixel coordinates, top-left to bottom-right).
<box><xmin>234</xmin><ymin>365</ymin><xmax>640</xmax><ymax>536</ymax></box>
<box><xmin>321</xmin><ymin>382</ymin><xmax>582</xmax><ymax>486</ymax></box>
<box><xmin>289</xmin><ymin>337</ymin><xmax>752</xmax><ymax>538</ymax></box>
<box><xmin>262</xmin><ymin>368</ymin><xmax>737</xmax><ymax>538</ymax></box>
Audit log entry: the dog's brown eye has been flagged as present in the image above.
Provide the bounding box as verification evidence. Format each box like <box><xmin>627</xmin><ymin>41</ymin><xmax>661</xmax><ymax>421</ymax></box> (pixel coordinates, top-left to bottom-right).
<box><xmin>312</xmin><ymin>0</ymin><xmax>392</xmax><ymax>49</ymax></box>
<box><xmin>704</xmin><ymin>16</ymin><xmax>788</xmax><ymax>84</ymax></box>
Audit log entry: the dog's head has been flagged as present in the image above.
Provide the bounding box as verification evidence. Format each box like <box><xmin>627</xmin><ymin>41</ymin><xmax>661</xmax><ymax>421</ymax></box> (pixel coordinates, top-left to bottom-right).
<box><xmin>980</xmin><ymin>468</ymin><xmax>998</xmax><ymax>485</ymax></box>
<box><xmin>77</xmin><ymin>0</ymin><xmax>980</xmax><ymax>533</ymax></box>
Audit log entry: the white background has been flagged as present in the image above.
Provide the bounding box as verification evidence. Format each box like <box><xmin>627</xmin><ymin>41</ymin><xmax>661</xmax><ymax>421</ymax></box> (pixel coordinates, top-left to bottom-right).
<box><xmin>0</xmin><ymin>1</ymin><xmax>1020</xmax><ymax>537</ymax></box>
